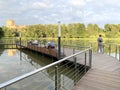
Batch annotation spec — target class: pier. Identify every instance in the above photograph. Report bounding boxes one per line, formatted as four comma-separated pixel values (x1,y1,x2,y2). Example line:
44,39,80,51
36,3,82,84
20,44,58,59
73,53,120,90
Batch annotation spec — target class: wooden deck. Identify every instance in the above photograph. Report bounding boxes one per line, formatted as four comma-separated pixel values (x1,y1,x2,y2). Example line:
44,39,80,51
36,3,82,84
73,53,120,90
19,44,66,59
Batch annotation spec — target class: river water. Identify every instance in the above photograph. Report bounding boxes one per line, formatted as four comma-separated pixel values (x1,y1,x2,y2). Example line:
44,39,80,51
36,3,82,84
0,48,83,90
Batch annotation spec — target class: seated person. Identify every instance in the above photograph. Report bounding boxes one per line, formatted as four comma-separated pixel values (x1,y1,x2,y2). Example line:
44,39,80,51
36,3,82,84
47,40,55,49
32,40,38,45
27,40,32,45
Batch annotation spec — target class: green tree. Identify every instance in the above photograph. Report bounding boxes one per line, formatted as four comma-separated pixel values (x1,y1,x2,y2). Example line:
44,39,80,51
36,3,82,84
0,27,4,38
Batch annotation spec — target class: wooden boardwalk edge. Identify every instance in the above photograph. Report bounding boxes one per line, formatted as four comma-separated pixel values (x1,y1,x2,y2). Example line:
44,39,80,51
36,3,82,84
73,53,120,90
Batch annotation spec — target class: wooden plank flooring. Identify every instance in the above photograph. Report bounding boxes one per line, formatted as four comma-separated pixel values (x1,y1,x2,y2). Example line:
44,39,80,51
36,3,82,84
73,53,120,90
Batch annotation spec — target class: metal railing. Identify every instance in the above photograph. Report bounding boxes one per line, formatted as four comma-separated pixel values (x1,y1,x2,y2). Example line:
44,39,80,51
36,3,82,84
0,47,92,90
103,43,120,61
91,42,120,61
0,38,20,49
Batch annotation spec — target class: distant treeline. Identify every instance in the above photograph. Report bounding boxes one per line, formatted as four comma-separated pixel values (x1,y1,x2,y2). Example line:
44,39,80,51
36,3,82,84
0,23,120,38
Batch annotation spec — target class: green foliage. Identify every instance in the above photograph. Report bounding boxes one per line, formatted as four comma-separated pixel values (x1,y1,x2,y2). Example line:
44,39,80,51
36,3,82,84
104,24,120,38
1,23,120,38
0,27,4,38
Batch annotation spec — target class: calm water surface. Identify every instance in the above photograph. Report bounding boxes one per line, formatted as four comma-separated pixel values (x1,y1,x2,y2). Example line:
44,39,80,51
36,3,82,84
0,49,54,83
0,49,78,90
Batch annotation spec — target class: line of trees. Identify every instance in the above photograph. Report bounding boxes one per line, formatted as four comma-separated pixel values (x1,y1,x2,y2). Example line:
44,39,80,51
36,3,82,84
0,27,4,38
0,23,120,38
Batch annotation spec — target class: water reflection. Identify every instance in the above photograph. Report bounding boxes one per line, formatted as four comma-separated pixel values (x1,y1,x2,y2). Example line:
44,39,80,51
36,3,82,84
0,49,55,83
0,48,83,90
0,49,4,56
21,49,55,68
7,49,17,56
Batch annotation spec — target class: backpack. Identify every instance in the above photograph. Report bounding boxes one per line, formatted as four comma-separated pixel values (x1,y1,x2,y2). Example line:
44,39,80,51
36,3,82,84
98,38,102,42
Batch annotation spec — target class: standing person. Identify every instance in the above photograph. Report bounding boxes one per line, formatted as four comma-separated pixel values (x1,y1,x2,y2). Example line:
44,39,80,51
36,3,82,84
97,35,103,53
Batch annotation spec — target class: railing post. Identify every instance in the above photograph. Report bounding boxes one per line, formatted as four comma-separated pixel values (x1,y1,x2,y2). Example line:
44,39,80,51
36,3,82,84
115,45,117,59
5,87,6,90
55,66,58,90
73,48,75,54
102,44,105,54
89,49,92,68
119,46,120,61
20,37,21,47
73,48,75,60
85,52,87,73
63,45,65,57
109,44,111,56
74,56,77,85
16,43,17,49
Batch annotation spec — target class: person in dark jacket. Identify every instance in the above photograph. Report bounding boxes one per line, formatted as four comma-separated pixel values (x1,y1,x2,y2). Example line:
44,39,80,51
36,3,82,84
97,35,104,53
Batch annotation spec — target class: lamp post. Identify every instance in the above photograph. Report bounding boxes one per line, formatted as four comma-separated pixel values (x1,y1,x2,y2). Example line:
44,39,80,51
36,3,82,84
58,21,61,60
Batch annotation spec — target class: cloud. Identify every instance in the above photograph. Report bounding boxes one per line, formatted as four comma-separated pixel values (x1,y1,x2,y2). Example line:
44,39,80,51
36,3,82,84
86,0,120,8
31,2,53,9
19,1,53,10
82,0,120,26
68,0,86,7
0,0,120,27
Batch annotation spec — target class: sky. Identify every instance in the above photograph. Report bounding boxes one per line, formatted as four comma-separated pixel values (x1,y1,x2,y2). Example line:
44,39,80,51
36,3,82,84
0,0,120,28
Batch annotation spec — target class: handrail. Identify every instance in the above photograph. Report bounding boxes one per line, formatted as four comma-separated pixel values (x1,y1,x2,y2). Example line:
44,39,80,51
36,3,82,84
63,45,90,48
0,47,92,89
90,42,120,61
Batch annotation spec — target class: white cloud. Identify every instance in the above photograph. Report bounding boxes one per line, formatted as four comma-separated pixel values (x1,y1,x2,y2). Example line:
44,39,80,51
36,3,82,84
76,11,83,18
68,0,86,7
86,0,120,8
0,0,120,27
33,15,39,19
84,9,120,27
51,13,58,17
32,2,53,9
85,0,93,2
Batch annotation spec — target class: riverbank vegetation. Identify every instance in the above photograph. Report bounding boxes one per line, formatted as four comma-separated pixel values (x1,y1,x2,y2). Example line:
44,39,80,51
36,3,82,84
0,23,120,39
